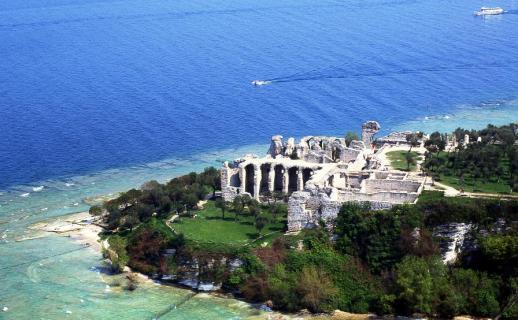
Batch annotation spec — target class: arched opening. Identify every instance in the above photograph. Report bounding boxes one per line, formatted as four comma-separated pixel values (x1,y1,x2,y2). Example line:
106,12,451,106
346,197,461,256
327,175,334,187
288,167,298,193
230,172,240,188
245,164,255,195
260,164,270,195
303,168,312,186
274,165,284,192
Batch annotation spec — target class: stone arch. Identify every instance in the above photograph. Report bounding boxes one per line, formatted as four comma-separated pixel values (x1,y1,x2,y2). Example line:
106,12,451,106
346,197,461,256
327,175,334,187
230,171,240,188
274,165,284,192
260,164,270,195
302,168,313,186
288,167,298,193
245,164,255,195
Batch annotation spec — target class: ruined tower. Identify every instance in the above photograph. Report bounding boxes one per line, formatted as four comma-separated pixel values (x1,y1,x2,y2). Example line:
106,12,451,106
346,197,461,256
361,121,381,147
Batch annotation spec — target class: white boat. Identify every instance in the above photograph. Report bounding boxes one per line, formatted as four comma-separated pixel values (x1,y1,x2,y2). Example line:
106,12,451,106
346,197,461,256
474,7,504,16
251,80,271,86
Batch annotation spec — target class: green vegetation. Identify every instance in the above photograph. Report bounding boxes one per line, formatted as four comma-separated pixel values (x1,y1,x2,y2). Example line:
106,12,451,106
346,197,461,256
171,201,285,248
97,122,518,318
98,176,518,318
386,150,421,171
423,123,518,194
344,131,359,146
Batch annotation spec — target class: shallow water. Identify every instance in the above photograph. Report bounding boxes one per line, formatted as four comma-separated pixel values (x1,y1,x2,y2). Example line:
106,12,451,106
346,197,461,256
0,236,263,319
1,0,518,318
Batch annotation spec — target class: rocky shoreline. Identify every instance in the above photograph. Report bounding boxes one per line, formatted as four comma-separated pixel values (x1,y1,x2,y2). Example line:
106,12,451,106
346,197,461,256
27,211,491,320
27,212,334,320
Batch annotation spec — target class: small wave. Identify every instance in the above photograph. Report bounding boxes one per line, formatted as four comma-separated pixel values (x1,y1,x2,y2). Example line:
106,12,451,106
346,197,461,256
32,186,44,192
65,183,75,187
20,193,30,198
41,208,48,211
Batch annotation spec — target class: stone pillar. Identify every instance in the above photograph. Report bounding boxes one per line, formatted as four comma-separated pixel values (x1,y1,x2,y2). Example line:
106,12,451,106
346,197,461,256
297,167,304,191
361,121,381,148
253,164,261,199
268,165,275,192
283,166,289,194
239,166,246,194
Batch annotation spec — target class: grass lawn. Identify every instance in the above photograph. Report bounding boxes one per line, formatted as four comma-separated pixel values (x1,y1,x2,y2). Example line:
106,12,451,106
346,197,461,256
386,150,421,171
437,174,514,194
171,201,285,248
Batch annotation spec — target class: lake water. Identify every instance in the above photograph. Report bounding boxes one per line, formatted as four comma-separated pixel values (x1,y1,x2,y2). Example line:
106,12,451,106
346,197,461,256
1,0,518,318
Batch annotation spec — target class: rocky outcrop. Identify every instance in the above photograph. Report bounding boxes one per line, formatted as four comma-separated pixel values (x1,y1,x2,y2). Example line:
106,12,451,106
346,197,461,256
361,121,380,147
433,223,473,264
268,135,285,158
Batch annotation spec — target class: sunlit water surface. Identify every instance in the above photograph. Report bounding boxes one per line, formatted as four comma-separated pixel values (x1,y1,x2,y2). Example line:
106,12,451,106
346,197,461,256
1,0,518,317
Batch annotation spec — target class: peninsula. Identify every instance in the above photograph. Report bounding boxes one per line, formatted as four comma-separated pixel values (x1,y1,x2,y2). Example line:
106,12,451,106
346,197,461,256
90,121,518,319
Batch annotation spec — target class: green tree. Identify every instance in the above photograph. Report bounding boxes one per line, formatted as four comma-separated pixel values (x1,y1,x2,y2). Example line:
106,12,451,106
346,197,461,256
450,269,500,317
273,191,285,204
214,198,228,219
406,133,420,152
394,256,447,315
405,152,417,171
255,216,268,237
232,195,244,221
89,205,103,216
345,131,359,146
200,167,220,197
183,193,199,216
249,203,260,218
296,266,338,313
270,203,287,222
121,212,140,231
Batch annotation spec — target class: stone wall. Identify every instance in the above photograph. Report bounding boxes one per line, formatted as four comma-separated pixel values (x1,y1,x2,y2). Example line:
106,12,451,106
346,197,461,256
364,179,421,193
287,189,398,232
337,190,418,204
221,164,240,201
221,121,426,233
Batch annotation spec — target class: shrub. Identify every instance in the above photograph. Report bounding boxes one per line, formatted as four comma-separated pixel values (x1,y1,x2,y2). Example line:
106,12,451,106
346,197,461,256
296,266,338,312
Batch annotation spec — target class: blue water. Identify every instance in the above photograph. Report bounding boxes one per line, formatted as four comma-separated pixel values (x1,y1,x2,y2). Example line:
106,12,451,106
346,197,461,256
1,0,518,189
1,0,518,318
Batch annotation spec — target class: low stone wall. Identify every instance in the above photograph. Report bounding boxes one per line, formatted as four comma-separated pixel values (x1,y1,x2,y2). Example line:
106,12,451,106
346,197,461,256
364,179,421,193
337,189,418,204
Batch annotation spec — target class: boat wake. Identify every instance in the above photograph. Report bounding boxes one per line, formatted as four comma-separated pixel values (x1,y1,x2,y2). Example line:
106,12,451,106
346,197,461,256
256,61,513,85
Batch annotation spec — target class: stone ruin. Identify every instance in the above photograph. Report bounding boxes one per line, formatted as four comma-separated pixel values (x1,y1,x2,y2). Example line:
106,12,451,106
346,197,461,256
361,120,381,146
220,121,425,232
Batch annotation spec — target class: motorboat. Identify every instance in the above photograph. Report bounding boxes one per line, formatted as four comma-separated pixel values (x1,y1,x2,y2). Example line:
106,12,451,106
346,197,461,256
474,7,504,15
251,80,271,86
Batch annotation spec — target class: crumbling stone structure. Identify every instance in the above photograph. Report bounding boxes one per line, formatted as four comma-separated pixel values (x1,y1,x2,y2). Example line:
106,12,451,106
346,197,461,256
221,121,425,232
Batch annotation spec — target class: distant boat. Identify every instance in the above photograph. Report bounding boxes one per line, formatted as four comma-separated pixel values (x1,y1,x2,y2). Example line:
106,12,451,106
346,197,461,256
251,80,271,86
474,7,504,16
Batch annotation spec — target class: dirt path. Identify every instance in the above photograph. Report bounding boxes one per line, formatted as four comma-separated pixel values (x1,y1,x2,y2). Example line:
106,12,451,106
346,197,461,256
427,180,518,199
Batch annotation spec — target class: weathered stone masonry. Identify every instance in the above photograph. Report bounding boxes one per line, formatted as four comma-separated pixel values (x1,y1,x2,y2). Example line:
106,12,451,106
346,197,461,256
221,121,425,232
